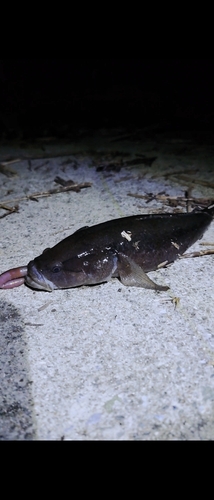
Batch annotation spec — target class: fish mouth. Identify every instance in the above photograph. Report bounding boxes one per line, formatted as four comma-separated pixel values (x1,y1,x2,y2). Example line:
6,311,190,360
25,261,54,291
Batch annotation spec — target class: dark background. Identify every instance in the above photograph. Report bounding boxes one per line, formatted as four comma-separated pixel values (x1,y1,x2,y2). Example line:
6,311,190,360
0,59,213,139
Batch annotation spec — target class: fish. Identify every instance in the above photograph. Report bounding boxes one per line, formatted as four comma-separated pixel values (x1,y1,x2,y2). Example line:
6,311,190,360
0,203,214,292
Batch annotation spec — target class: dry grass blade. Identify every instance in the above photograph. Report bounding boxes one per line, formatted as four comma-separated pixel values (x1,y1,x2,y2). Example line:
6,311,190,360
0,205,19,219
180,249,214,259
127,192,213,207
0,181,92,206
172,175,214,189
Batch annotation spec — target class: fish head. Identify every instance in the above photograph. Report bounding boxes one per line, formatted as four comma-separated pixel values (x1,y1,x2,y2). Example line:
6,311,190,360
25,251,88,291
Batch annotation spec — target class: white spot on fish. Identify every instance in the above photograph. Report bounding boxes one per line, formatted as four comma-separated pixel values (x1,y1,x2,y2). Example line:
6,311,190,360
121,230,132,241
171,241,180,250
133,240,140,250
78,251,90,258
157,260,168,268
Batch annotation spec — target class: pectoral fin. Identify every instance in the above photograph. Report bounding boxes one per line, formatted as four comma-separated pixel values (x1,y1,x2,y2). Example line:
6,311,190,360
117,254,169,291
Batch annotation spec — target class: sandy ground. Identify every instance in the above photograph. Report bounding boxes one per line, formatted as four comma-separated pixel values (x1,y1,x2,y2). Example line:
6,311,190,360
1,128,214,440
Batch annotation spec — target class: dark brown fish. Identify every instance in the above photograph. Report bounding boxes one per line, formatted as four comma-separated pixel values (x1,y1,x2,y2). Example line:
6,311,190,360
0,204,214,292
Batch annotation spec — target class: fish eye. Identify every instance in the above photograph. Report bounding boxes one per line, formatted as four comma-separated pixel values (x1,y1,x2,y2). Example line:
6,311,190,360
52,265,61,273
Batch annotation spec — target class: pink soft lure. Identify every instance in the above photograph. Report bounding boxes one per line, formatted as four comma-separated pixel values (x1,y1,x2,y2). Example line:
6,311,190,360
0,266,27,289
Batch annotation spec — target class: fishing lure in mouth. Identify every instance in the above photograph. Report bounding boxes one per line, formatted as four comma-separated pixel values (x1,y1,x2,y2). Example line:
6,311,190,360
0,204,214,292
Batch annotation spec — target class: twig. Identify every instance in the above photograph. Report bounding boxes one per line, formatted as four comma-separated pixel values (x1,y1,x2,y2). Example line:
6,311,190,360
0,158,21,166
200,242,214,246
184,188,192,213
127,193,213,206
180,249,214,259
0,182,92,206
163,169,198,178
0,160,20,177
172,175,214,189
0,205,19,219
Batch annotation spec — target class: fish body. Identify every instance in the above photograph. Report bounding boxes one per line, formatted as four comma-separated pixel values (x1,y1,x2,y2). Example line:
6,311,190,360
24,205,214,292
